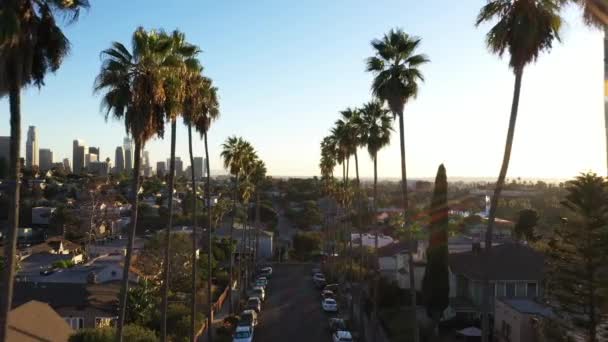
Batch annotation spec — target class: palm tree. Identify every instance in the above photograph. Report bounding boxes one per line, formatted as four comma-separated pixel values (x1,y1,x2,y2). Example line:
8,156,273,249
476,2,562,340
250,159,267,272
236,144,257,299
160,30,201,341
94,27,168,342
571,1,608,172
0,1,89,339
366,28,429,341
221,136,250,313
186,73,219,342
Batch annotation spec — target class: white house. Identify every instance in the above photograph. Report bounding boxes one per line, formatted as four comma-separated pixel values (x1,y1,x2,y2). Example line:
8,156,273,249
494,298,553,342
377,241,425,290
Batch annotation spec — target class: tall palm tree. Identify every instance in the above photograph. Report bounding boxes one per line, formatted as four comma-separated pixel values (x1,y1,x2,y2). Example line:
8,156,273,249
0,1,89,339
236,143,257,298
571,1,608,172
186,72,219,342
159,30,201,341
476,2,562,340
221,136,250,313
250,159,266,272
94,27,169,342
366,28,429,341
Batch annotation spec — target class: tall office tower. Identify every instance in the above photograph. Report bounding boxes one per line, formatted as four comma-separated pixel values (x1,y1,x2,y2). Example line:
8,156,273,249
203,157,208,177
193,157,203,180
89,147,100,158
0,136,9,162
175,157,183,177
156,161,166,177
123,137,133,172
72,139,87,174
63,158,71,173
39,148,53,170
114,146,125,173
142,151,150,168
85,153,98,168
25,126,39,168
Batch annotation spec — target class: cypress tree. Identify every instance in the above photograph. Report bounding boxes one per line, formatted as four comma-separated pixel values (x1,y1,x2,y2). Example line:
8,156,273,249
422,164,450,336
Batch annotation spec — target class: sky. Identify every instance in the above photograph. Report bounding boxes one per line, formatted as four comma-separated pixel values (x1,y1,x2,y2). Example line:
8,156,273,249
0,0,605,180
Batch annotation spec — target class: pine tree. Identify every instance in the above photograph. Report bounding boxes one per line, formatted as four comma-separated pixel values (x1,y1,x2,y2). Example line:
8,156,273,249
546,172,608,342
421,164,450,337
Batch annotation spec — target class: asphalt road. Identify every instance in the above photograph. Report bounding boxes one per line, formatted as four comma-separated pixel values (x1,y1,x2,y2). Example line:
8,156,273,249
254,263,334,342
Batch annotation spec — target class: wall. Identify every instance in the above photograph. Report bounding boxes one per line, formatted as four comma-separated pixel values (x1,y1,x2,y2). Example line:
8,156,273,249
59,307,115,329
494,299,524,342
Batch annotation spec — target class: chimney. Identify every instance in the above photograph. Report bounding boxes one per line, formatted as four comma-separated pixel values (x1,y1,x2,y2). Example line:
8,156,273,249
472,242,481,254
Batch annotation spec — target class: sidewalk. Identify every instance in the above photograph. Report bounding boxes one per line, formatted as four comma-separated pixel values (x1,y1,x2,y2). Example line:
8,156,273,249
197,289,238,342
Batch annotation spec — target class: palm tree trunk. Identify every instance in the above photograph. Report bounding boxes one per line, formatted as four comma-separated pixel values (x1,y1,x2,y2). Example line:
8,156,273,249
397,111,419,342
228,173,239,313
481,66,524,342
188,124,197,342
254,190,261,270
116,139,142,342
0,83,22,342
161,120,178,342
605,25,608,175
204,132,213,342
372,153,379,342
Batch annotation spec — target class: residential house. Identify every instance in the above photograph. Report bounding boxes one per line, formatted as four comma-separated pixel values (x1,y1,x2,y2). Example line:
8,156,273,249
31,206,56,226
215,224,274,260
13,281,121,329
8,300,73,342
351,233,394,249
377,241,425,290
448,243,544,320
494,298,553,342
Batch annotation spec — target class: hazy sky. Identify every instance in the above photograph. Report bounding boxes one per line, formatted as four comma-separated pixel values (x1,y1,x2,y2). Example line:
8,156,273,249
0,0,605,179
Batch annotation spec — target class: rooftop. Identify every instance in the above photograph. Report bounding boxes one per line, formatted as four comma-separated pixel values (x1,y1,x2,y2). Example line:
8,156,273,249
499,298,553,317
449,243,544,281
8,300,73,342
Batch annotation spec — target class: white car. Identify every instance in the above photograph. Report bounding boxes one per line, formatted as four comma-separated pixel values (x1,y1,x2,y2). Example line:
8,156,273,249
332,330,353,342
313,273,326,282
232,325,254,342
250,286,265,301
322,298,338,312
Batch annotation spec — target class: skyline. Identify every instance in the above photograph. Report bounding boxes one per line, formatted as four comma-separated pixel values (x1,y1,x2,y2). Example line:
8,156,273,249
0,0,606,179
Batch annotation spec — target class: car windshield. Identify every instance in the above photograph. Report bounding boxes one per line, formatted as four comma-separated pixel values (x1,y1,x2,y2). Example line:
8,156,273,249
325,299,336,304
234,330,251,338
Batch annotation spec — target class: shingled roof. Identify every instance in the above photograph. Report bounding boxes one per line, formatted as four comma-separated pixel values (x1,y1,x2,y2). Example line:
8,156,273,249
448,243,544,281
8,300,73,342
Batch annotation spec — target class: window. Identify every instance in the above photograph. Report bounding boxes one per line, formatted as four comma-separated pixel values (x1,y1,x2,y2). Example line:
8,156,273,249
64,317,84,330
527,282,537,298
95,317,117,328
506,283,516,297
516,282,526,297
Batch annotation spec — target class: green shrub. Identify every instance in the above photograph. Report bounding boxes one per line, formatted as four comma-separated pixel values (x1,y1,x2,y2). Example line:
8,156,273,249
69,324,157,342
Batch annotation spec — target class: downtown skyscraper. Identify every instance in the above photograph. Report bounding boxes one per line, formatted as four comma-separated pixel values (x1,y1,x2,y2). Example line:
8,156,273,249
115,146,125,173
39,148,53,170
73,139,87,174
25,126,39,168
123,137,133,172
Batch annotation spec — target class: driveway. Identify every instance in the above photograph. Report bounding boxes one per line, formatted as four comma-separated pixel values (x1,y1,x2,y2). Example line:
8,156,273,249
254,263,333,342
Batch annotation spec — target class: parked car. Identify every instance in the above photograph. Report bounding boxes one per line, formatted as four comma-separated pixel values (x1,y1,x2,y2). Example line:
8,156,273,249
259,266,272,277
238,309,258,327
322,298,338,312
313,273,326,282
311,267,321,276
332,330,353,342
248,286,265,301
246,297,262,313
324,283,340,294
39,268,54,276
232,325,254,342
321,289,335,300
328,317,346,334
256,276,268,287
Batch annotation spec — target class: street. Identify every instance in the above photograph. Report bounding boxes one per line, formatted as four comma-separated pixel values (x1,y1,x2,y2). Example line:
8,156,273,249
254,263,332,342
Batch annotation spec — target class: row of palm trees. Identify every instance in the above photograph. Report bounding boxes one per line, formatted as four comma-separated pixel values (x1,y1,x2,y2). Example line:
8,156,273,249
220,136,266,314
94,28,220,342
320,28,428,342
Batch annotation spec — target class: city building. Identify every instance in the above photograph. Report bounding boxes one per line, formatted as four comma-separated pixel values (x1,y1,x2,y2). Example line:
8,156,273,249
84,153,98,168
114,146,124,174
88,147,100,158
143,150,150,168
175,157,183,177
0,136,9,162
194,157,203,180
88,160,109,176
62,158,71,173
156,161,166,177
39,148,53,170
25,126,39,168
72,140,87,174
123,137,133,172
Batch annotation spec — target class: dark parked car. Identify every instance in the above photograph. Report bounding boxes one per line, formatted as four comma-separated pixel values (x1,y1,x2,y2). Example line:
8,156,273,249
328,317,347,334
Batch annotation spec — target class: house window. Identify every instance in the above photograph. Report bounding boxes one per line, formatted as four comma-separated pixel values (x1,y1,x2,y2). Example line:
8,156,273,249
527,282,537,298
506,283,516,297
95,317,117,328
64,317,84,330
